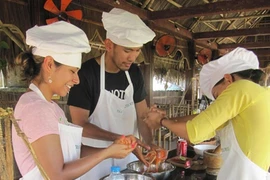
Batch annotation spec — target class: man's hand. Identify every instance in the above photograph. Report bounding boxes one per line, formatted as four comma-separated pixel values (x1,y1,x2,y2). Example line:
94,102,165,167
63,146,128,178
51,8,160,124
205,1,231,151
149,105,167,116
144,111,164,130
149,143,161,151
132,146,151,166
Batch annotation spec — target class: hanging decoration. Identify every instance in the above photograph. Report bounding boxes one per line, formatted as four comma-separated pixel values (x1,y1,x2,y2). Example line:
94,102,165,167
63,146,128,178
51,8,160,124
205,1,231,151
154,34,177,57
44,0,83,24
197,48,212,65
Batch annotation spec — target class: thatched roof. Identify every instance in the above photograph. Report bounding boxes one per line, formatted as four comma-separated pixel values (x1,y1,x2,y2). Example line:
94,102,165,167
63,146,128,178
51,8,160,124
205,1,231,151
1,0,270,66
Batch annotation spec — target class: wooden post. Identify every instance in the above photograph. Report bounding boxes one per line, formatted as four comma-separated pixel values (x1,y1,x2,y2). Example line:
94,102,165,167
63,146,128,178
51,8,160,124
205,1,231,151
28,0,46,26
140,41,154,106
185,40,196,102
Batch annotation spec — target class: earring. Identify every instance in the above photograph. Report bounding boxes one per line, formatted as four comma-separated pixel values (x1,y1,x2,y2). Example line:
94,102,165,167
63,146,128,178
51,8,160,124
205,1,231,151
48,77,52,84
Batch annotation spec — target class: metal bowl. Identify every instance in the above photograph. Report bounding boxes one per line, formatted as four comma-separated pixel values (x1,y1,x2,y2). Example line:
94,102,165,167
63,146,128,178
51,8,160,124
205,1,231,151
126,161,175,180
100,173,154,180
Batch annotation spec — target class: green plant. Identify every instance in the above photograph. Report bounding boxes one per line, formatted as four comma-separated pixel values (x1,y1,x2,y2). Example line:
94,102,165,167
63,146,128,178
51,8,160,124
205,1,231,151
0,41,9,70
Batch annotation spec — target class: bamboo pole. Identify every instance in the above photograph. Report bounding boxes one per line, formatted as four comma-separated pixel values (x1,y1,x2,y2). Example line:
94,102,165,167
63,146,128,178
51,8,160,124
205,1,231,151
11,116,50,179
0,118,8,180
4,116,13,180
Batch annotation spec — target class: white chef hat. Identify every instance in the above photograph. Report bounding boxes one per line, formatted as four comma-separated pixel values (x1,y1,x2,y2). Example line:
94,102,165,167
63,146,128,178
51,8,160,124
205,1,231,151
102,8,156,47
199,47,259,100
26,21,91,68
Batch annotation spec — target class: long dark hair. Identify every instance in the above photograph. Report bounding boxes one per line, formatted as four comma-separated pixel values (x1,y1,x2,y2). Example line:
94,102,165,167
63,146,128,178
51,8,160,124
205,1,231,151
231,69,264,84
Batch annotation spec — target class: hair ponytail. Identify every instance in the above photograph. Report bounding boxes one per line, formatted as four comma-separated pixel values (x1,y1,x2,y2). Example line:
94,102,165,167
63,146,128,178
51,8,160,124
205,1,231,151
15,50,43,82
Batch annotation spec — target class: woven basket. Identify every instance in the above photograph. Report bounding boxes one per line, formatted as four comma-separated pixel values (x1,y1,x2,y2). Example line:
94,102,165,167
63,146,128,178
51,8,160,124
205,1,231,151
0,115,14,180
0,113,49,180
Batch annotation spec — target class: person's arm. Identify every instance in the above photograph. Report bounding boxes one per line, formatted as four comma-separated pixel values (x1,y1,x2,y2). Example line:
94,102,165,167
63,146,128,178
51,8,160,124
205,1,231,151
32,134,134,180
147,81,254,145
68,62,124,141
145,111,191,141
162,119,189,140
150,105,198,123
122,99,151,165
69,105,122,141
135,99,153,145
170,114,198,123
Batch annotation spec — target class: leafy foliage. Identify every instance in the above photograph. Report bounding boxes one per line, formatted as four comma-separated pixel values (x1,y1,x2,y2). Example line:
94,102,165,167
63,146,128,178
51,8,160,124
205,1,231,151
0,41,9,70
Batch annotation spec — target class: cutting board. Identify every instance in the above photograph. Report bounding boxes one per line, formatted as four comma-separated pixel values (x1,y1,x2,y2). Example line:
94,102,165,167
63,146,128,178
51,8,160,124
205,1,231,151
166,156,207,171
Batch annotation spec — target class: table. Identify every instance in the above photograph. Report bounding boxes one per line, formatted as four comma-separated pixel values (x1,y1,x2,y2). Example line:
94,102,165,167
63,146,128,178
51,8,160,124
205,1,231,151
121,148,217,180
167,167,216,180
166,148,217,180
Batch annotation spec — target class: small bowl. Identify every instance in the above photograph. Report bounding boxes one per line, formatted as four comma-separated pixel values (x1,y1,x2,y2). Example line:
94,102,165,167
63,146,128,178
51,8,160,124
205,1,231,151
193,144,217,156
127,161,175,180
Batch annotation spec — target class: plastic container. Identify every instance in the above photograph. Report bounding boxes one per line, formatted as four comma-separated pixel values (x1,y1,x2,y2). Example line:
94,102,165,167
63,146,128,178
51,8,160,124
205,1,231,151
108,166,124,180
193,144,217,156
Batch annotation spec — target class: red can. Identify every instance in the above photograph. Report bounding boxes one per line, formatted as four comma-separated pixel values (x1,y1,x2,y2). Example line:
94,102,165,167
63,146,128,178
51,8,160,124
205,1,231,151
185,160,191,168
177,138,187,157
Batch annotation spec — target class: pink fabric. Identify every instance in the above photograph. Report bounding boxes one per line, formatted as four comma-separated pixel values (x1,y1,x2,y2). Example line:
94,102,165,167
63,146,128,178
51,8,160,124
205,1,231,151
12,91,66,176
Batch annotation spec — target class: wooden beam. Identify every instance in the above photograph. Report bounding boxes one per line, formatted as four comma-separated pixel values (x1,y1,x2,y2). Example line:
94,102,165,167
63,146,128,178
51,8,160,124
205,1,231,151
81,18,103,27
149,20,219,50
201,14,270,23
75,0,112,13
82,1,196,44
80,0,218,50
252,49,270,57
86,0,192,40
2,0,27,5
28,0,45,26
80,0,148,20
194,40,218,50
260,58,270,62
149,0,270,20
193,27,270,40
148,20,192,40
219,42,270,50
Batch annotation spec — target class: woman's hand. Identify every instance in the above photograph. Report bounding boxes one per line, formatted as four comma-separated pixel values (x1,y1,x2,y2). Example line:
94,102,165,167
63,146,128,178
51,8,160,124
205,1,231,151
122,135,152,166
106,135,137,159
115,135,137,148
106,143,134,159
